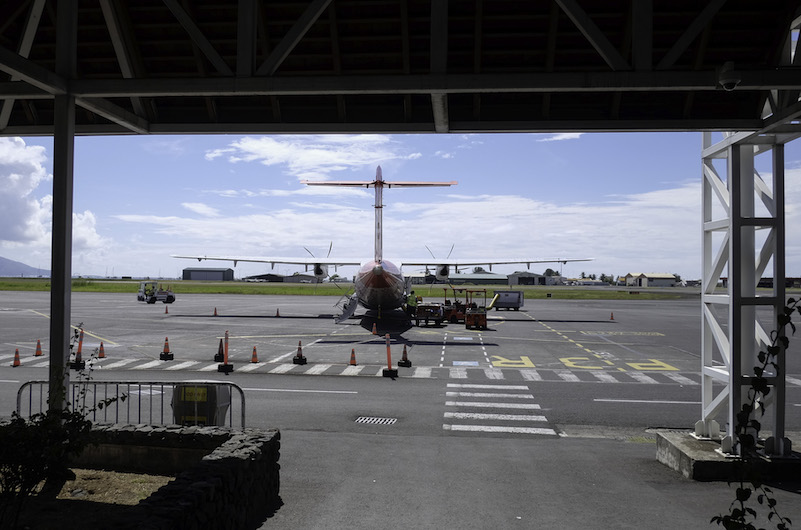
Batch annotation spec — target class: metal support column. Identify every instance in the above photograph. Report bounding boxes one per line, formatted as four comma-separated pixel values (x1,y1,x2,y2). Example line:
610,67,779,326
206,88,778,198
48,0,77,413
698,132,788,456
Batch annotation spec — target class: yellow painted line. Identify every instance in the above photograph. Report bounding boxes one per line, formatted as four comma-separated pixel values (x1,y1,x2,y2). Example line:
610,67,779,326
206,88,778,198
80,329,118,345
26,310,117,345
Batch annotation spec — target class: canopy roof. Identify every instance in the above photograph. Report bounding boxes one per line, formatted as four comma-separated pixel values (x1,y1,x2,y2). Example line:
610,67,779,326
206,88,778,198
1,0,800,136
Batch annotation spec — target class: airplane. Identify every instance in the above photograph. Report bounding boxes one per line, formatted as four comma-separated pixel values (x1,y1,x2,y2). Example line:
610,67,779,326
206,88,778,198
174,166,592,322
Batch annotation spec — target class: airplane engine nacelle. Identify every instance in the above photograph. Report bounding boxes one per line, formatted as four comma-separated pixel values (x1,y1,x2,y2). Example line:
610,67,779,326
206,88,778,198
313,264,329,279
435,264,450,281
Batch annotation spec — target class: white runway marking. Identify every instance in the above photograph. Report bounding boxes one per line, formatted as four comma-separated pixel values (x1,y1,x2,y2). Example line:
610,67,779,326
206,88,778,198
629,371,659,384
446,392,535,399
447,384,529,390
444,412,547,422
443,424,557,435
445,401,542,409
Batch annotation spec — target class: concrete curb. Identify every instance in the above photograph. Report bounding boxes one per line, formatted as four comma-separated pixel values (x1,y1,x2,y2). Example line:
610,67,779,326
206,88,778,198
656,430,801,481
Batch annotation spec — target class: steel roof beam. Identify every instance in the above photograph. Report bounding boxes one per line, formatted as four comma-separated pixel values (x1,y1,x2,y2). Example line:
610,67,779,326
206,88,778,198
99,0,147,118
556,0,630,71
256,0,334,76
0,0,45,129
76,97,149,134
0,44,67,95
430,0,449,132
162,0,233,76
657,0,727,70
60,69,801,98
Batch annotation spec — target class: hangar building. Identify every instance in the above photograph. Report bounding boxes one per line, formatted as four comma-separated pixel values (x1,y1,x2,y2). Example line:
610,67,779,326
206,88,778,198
182,268,235,281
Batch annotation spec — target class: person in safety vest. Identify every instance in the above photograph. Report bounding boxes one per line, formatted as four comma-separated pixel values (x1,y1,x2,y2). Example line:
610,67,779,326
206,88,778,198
406,291,418,317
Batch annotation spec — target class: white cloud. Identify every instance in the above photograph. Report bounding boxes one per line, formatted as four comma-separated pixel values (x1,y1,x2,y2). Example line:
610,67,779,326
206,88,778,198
0,137,51,244
204,135,420,181
181,202,220,217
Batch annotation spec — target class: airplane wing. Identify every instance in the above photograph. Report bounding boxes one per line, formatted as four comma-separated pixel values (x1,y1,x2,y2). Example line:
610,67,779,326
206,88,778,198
171,255,363,267
398,257,593,269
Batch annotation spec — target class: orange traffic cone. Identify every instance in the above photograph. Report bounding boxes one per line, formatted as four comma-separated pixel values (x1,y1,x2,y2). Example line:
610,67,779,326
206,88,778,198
276,308,280,317
12,348,20,367
251,346,259,363
293,340,307,365
70,329,86,369
214,338,224,362
610,312,614,320
34,340,43,357
160,337,174,360
372,323,377,335
214,307,218,316
165,306,168,314
98,342,106,358
398,344,411,367
349,348,357,366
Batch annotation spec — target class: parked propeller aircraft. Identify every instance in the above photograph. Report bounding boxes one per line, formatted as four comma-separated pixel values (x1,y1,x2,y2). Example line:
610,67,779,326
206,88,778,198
174,166,592,322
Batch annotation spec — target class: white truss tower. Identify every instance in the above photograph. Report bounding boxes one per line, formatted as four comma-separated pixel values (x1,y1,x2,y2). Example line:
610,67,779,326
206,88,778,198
698,132,789,455
697,13,801,456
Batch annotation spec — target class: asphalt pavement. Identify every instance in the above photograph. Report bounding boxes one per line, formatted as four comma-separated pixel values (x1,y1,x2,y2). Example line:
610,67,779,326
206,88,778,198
1,291,800,529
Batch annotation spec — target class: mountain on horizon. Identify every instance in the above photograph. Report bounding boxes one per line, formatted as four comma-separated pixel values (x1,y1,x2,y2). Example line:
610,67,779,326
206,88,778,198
0,256,50,277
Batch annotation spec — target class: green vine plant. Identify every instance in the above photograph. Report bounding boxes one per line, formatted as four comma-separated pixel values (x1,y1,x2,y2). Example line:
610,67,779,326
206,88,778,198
711,297,798,530
0,324,127,529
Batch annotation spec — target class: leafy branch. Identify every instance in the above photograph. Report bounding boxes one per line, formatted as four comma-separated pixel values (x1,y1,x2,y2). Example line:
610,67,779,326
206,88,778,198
711,297,797,530
0,323,127,529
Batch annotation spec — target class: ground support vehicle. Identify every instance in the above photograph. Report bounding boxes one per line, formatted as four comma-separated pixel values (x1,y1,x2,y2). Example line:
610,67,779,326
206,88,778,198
137,281,176,304
442,288,488,326
414,302,444,326
465,306,488,330
492,290,524,311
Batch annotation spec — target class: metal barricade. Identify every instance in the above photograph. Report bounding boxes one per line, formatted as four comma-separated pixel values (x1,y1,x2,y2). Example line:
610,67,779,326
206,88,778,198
16,380,246,429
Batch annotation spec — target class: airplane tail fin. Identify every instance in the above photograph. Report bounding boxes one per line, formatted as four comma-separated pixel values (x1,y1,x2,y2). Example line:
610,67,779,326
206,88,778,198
301,165,456,265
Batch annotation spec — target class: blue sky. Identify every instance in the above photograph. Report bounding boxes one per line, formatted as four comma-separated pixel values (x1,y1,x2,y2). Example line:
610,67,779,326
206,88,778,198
1,132,799,281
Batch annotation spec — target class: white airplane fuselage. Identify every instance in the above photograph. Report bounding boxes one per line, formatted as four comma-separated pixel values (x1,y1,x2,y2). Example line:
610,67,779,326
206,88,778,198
354,259,406,311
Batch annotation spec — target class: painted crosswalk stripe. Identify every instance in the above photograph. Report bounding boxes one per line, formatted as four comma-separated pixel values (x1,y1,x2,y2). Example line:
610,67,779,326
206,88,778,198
411,367,432,378
305,364,332,375
483,368,504,380
555,369,581,382
786,376,801,386
446,392,535,399
664,373,698,385
164,361,200,371
269,364,297,374
130,360,164,370
447,384,529,390
444,412,548,422
629,371,659,384
30,361,51,368
198,363,221,371
237,363,262,372
443,424,557,435
445,401,541,409
590,370,618,383
519,369,542,381
341,365,365,376
96,359,137,369
449,367,468,379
